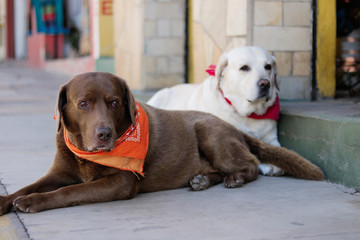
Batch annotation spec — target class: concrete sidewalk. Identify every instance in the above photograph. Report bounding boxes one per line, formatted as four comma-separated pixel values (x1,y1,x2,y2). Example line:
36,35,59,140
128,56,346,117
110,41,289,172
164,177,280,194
0,62,360,240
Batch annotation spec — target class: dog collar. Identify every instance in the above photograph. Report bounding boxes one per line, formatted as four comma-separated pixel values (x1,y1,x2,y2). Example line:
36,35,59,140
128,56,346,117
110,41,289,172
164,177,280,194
206,65,280,121
64,102,149,176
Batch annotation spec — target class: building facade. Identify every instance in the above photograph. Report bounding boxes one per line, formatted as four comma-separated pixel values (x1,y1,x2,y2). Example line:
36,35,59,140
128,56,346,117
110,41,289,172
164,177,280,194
1,0,348,100
114,0,337,100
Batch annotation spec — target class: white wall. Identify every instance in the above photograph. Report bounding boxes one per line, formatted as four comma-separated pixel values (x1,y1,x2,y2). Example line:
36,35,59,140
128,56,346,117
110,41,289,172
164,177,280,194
14,0,27,59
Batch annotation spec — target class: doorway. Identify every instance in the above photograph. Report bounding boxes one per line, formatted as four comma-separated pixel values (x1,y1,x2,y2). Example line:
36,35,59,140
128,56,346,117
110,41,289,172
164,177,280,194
336,0,360,97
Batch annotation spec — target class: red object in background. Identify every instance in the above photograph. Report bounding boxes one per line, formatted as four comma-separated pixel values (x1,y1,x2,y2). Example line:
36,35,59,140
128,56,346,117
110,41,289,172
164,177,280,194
102,0,113,15
6,0,15,58
45,35,64,59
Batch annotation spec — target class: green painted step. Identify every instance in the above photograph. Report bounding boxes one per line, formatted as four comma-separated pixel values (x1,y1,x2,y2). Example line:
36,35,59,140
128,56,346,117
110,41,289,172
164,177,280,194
278,100,360,191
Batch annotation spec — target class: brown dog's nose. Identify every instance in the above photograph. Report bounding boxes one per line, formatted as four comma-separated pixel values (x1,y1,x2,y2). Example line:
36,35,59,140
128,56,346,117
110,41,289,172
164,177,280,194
257,79,270,91
96,127,112,141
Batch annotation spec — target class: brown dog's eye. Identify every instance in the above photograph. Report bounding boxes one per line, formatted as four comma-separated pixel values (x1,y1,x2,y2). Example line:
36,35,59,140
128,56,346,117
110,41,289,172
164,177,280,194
265,64,272,71
78,101,88,109
240,65,250,71
110,100,119,108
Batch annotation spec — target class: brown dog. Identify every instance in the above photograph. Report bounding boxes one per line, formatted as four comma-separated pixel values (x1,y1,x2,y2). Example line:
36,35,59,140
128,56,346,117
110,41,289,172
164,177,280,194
0,72,324,215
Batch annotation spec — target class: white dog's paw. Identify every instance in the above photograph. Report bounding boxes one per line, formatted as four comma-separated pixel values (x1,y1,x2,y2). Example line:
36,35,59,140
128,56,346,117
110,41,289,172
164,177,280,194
258,164,285,176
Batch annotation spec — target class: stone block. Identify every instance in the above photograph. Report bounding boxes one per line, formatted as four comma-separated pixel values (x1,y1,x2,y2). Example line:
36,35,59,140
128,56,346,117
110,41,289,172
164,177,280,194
256,0,310,1
144,57,156,73
227,0,247,36
144,2,184,20
156,57,168,73
280,0,311,2
278,76,310,100
168,56,184,74
293,51,311,76
171,20,185,37
146,38,184,56
225,37,247,52
254,1,282,26
157,19,172,37
253,26,311,51
144,21,157,38
273,51,292,77
145,73,184,89
284,2,311,26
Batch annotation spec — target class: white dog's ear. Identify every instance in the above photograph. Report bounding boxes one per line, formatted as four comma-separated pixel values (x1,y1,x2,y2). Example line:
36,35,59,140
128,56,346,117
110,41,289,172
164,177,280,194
271,55,280,91
216,53,228,81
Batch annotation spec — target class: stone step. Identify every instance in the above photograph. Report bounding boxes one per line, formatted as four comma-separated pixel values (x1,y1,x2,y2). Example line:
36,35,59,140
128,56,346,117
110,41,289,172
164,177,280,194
279,100,360,191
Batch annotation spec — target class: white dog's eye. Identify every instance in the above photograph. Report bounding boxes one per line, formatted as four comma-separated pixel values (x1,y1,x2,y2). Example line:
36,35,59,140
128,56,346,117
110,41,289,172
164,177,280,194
265,64,272,71
240,65,250,71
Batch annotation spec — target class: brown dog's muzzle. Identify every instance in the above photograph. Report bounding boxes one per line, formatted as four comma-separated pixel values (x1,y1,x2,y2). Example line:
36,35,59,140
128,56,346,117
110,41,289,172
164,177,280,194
96,126,113,142
87,124,116,152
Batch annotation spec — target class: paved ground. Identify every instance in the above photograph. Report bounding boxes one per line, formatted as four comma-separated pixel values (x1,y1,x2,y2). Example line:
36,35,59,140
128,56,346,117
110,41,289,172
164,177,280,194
0,62,360,240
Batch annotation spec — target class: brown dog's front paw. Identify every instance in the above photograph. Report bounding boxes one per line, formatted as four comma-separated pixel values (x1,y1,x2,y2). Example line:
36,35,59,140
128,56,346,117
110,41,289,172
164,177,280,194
0,196,14,216
13,193,46,213
224,173,244,188
190,175,209,191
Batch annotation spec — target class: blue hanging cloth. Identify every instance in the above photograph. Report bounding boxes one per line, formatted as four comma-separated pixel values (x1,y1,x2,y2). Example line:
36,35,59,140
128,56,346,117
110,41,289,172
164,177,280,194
31,0,69,34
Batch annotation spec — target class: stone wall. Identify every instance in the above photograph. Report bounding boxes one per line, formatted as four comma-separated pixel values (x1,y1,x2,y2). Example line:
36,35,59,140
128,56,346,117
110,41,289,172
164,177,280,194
252,0,312,99
114,0,313,99
114,0,185,90
143,0,186,89
190,0,248,84
190,0,313,100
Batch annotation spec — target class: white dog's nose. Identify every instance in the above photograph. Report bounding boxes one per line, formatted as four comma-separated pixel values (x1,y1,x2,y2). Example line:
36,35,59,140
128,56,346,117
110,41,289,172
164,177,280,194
257,79,270,91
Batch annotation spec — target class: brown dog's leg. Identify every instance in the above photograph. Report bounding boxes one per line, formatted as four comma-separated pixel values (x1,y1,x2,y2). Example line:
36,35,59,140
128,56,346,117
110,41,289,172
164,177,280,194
12,171,139,213
224,170,258,188
189,173,224,191
0,172,78,215
221,148,259,188
222,149,260,188
195,121,259,188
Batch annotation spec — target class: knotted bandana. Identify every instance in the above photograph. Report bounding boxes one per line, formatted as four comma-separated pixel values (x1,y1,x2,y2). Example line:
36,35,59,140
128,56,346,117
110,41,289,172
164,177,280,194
64,102,149,176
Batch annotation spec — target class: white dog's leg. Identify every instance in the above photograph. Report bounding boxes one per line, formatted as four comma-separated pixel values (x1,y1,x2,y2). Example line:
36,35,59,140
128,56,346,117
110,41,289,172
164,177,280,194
258,137,285,176
258,164,285,176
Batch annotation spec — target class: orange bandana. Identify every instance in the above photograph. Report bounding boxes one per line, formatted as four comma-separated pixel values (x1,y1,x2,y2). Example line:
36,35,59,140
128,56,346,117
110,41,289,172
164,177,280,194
64,103,149,176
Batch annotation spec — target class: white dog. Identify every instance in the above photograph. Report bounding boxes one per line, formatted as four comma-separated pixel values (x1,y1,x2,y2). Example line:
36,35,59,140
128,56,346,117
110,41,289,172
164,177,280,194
148,46,284,176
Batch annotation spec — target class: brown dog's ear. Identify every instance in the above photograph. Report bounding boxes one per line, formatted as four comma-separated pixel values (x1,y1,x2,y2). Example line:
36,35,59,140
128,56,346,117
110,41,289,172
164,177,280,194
55,84,67,132
216,53,228,83
121,79,137,125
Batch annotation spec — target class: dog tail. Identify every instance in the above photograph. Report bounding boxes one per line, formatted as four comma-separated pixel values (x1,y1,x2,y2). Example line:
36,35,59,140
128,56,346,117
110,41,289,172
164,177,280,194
243,134,324,180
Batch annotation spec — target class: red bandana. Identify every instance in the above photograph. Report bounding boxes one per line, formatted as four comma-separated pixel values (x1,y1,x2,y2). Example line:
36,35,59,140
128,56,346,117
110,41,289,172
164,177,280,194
248,95,280,121
64,102,149,176
205,64,216,76
206,65,280,121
